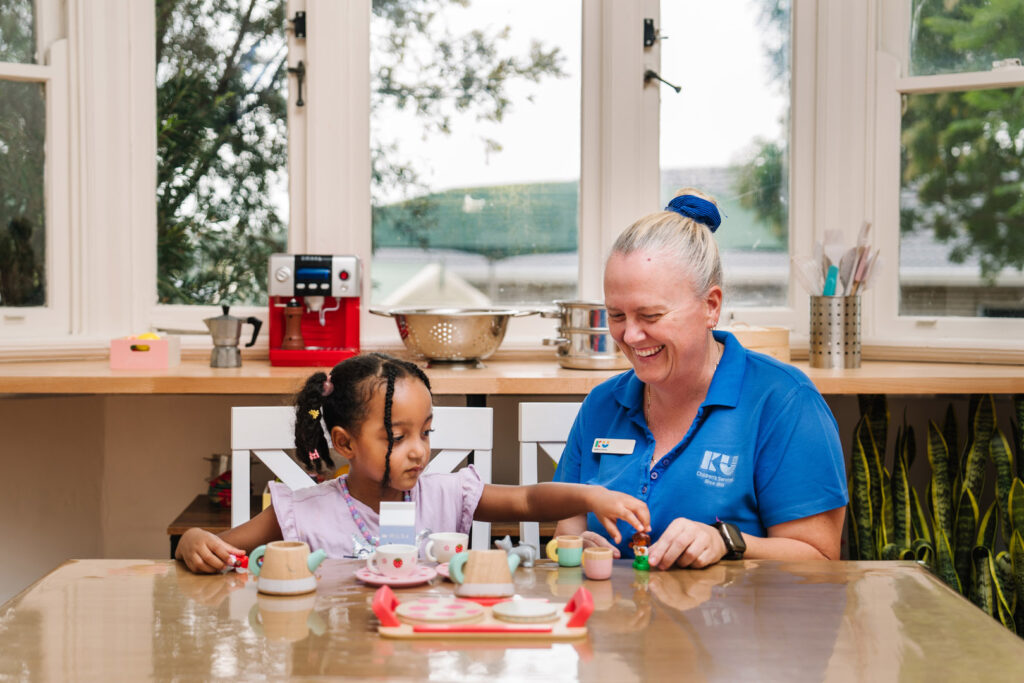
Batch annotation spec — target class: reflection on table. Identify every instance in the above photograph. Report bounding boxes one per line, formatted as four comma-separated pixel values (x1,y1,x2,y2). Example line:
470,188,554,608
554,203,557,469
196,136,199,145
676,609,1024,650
1,558,1022,681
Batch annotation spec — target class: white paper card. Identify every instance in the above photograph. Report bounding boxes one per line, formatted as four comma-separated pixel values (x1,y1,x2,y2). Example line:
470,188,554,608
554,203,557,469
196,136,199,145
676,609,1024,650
379,501,416,546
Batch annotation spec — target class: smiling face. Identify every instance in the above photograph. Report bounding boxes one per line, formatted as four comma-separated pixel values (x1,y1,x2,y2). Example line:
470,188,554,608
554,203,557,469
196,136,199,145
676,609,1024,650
332,376,433,494
604,249,722,388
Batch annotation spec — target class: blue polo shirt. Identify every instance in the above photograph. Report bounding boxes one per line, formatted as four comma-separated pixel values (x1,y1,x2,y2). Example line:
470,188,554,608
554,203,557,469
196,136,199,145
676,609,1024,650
553,330,848,557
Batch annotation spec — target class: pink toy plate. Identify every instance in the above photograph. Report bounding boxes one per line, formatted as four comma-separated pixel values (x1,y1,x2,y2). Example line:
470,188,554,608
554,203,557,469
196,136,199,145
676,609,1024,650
436,563,451,580
355,565,438,587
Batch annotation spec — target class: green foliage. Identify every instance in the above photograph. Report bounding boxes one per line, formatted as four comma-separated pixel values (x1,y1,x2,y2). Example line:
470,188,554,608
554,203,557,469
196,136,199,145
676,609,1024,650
156,0,567,304
848,394,1024,636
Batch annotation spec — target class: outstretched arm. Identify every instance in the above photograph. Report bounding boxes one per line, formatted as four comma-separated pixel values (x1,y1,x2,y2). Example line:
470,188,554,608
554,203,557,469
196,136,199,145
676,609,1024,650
474,483,650,544
176,506,283,574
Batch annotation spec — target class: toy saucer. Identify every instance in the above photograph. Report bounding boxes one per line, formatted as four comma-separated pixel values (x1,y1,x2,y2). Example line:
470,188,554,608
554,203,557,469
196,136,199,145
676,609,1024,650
355,565,437,587
492,599,559,624
395,597,485,625
435,562,451,580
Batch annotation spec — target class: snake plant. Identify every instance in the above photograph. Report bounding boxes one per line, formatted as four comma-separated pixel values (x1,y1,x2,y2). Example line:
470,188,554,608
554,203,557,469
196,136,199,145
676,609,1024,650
848,394,1024,636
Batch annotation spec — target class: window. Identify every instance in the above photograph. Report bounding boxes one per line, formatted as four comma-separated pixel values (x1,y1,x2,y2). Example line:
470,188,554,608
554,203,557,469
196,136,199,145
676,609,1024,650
369,0,581,308
155,0,289,306
0,0,68,337
659,0,792,309
875,0,1024,349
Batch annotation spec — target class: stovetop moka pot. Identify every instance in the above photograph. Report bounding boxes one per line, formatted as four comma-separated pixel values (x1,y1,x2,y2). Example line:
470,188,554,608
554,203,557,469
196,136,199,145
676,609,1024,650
203,305,263,368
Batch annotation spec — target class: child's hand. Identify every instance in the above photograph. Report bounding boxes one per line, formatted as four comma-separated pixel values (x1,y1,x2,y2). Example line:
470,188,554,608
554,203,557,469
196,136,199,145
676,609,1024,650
586,487,651,544
176,527,246,574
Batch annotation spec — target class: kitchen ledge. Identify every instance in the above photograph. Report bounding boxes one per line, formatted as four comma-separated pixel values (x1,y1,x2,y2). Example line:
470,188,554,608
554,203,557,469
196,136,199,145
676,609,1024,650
2,353,1024,396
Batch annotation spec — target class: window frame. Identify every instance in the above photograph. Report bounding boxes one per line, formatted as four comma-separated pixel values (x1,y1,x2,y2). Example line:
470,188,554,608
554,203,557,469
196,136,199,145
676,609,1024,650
872,0,1024,357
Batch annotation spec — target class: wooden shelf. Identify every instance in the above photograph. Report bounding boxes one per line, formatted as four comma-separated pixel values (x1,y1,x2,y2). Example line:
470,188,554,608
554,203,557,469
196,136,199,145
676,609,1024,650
4,355,1024,395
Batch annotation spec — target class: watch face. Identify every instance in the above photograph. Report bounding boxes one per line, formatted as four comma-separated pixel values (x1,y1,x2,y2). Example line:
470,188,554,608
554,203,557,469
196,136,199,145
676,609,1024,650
717,521,745,558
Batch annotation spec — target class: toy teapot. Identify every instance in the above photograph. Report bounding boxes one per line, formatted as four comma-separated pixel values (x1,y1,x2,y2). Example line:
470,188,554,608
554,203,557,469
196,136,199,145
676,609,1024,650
249,541,327,595
449,549,520,598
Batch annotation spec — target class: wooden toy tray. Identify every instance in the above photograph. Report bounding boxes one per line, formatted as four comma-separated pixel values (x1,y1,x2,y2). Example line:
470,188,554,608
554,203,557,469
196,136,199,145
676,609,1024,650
372,585,593,641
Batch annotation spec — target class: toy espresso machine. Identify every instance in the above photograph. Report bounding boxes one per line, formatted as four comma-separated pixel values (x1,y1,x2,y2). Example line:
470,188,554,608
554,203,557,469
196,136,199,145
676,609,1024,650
268,254,361,366
203,305,262,368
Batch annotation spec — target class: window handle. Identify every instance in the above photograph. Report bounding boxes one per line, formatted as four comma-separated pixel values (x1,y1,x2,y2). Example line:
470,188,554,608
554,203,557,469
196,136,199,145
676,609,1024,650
644,69,681,94
288,60,306,107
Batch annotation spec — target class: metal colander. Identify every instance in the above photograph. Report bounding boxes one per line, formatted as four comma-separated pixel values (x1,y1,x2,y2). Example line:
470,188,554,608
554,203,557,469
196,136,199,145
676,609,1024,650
370,307,534,367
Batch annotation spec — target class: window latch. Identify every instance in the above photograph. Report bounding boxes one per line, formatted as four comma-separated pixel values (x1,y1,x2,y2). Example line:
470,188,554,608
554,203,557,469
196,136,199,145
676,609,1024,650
643,18,667,48
644,69,681,94
289,11,306,39
288,60,306,107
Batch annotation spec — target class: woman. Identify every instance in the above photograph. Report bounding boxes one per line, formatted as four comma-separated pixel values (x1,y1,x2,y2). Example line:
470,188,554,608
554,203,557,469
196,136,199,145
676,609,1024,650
553,188,848,569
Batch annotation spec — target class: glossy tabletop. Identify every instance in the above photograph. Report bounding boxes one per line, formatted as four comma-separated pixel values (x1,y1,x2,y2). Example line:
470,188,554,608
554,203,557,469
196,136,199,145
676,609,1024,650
2,559,1022,681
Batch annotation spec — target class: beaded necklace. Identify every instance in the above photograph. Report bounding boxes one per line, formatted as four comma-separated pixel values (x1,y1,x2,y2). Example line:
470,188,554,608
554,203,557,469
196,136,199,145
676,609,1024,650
338,475,411,549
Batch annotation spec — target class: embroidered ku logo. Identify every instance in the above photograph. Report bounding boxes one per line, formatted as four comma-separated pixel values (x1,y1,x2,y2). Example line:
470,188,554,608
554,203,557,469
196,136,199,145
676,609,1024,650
700,451,738,476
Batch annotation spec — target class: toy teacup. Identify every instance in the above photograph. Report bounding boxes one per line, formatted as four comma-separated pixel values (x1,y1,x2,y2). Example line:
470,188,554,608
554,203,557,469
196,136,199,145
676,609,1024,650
366,543,419,578
424,532,468,564
249,541,327,595
582,546,614,580
448,549,520,597
545,535,584,567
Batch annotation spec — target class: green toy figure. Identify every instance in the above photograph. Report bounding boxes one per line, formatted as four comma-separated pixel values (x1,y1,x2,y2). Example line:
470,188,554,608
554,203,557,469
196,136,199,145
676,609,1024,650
631,531,651,571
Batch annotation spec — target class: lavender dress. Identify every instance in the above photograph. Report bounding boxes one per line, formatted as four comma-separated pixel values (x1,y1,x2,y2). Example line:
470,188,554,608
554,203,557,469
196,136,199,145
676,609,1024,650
270,465,485,558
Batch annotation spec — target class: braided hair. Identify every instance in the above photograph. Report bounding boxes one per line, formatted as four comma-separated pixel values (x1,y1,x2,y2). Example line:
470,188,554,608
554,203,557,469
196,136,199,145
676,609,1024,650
293,353,431,489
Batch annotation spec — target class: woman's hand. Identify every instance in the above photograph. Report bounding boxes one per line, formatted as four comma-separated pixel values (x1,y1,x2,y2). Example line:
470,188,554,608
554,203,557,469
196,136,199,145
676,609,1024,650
647,517,727,570
585,487,650,544
581,531,622,558
176,527,246,574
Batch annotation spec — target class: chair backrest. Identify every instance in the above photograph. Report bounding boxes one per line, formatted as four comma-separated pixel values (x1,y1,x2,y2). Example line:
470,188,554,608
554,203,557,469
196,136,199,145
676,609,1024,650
229,405,494,549
517,402,582,552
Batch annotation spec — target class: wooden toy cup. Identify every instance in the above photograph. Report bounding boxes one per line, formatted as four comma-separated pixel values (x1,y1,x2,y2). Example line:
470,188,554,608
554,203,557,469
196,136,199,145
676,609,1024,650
582,546,614,580
545,535,584,567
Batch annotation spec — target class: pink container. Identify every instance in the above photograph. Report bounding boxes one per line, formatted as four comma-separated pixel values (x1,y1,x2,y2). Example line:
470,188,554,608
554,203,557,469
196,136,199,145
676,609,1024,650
109,336,181,370
582,547,614,581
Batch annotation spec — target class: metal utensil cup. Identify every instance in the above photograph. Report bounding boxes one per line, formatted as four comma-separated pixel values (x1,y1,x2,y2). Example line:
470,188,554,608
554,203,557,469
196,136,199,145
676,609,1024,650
809,296,861,369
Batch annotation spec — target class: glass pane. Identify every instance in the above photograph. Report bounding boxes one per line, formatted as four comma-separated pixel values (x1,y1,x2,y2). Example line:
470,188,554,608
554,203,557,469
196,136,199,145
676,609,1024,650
899,87,1024,317
0,80,46,307
0,0,36,64
155,0,288,305
370,0,581,307
659,0,791,308
910,0,1024,77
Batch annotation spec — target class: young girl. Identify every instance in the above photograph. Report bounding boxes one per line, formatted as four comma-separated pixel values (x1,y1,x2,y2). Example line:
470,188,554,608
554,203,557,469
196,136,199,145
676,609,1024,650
177,353,650,573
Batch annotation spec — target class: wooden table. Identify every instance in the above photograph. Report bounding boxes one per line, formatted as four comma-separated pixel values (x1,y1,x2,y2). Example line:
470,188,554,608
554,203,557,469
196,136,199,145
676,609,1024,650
2,559,1021,680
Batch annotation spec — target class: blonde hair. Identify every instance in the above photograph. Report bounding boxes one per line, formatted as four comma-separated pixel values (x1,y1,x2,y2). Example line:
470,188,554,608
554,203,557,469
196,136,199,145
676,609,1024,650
609,187,723,297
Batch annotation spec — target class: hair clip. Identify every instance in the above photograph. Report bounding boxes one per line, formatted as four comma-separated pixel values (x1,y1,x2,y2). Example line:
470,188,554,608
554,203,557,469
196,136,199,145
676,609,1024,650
322,378,334,397
309,449,321,461
308,408,320,420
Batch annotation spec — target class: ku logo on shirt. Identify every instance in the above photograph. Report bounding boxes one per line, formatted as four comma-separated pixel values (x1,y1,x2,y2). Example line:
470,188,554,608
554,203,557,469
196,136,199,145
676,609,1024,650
697,450,738,488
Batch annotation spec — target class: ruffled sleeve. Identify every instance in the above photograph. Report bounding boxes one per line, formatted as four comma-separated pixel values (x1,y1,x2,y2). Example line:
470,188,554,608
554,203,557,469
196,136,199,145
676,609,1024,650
269,481,299,541
456,465,486,534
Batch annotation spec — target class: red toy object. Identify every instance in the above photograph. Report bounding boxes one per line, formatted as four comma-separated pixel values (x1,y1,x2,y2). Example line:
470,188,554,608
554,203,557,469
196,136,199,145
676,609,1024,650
371,585,594,640
268,254,361,367
225,554,249,572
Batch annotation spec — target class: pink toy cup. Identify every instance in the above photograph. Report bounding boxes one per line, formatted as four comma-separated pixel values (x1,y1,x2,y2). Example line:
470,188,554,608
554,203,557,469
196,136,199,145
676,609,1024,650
582,546,614,580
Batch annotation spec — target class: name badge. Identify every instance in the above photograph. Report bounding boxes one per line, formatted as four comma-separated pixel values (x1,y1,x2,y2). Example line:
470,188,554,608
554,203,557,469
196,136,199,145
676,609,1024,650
592,438,635,455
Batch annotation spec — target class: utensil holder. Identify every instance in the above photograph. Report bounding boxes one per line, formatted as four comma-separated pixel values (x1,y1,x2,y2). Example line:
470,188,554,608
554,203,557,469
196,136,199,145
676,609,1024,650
809,296,860,369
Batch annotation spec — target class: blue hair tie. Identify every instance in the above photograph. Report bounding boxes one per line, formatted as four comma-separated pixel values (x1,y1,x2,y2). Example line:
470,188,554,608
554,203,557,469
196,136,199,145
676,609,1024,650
665,195,722,232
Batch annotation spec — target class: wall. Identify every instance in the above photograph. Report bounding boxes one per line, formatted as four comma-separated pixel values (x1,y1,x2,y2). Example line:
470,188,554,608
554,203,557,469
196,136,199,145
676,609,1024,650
1,391,1019,603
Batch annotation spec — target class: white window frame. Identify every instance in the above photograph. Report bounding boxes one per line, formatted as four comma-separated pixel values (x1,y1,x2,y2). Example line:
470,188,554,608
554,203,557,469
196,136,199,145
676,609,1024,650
872,0,1024,357
0,0,70,339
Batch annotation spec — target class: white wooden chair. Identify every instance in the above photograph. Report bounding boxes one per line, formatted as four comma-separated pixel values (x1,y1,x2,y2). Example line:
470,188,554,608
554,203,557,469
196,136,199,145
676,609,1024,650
231,405,494,549
517,401,582,552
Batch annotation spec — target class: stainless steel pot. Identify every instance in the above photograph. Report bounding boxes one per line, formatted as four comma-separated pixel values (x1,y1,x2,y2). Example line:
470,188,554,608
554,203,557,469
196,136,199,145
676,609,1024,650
541,300,631,370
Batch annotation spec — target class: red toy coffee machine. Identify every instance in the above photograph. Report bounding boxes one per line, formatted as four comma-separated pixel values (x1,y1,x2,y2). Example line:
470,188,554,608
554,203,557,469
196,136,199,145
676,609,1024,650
268,254,361,366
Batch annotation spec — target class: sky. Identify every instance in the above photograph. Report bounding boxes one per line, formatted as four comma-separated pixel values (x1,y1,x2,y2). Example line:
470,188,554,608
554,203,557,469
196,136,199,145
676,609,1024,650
370,0,787,202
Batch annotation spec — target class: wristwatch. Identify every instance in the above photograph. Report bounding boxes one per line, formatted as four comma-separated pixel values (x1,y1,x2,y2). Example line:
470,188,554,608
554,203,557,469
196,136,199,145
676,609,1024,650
713,521,746,560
